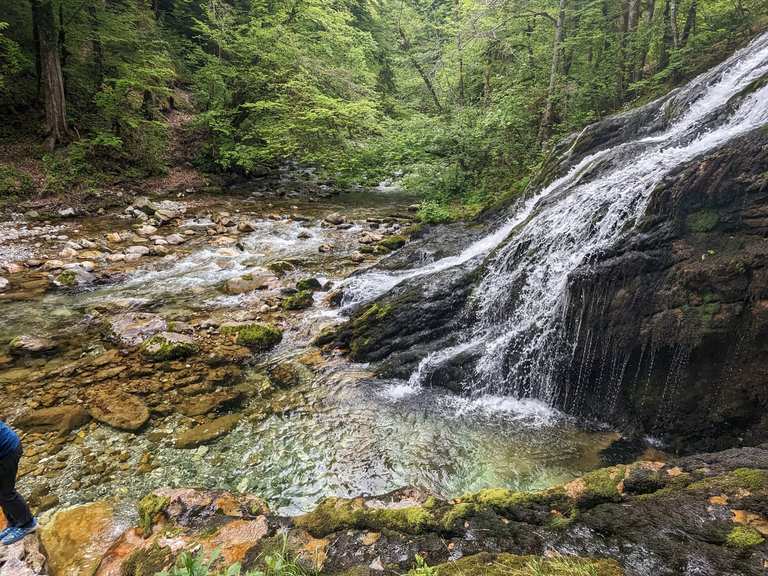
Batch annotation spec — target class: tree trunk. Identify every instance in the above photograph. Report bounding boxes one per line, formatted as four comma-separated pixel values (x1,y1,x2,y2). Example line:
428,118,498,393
658,0,673,71
681,0,696,45
398,27,443,113
88,3,104,87
635,0,655,80
670,0,679,49
31,0,70,150
538,0,568,145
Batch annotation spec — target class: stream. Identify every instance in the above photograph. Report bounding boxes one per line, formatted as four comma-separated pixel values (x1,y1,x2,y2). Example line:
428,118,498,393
0,185,616,521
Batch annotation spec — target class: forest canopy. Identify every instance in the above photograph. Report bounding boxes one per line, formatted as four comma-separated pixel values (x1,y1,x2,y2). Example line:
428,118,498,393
1,0,766,218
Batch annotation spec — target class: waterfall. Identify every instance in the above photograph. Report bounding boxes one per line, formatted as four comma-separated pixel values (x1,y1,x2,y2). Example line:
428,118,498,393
350,31,768,403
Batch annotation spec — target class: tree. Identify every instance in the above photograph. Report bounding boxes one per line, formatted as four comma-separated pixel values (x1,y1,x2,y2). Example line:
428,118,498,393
31,0,70,150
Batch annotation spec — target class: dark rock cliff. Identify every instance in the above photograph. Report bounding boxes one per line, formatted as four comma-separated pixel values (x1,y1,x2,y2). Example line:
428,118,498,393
561,126,768,452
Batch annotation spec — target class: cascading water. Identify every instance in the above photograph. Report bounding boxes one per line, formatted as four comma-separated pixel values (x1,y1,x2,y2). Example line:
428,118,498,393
349,31,768,403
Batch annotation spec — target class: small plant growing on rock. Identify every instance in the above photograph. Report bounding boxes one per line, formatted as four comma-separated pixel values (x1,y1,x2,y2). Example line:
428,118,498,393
725,525,765,548
406,555,439,575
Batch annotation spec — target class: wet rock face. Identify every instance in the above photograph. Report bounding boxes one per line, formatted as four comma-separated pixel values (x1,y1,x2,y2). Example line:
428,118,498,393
560,127,768,451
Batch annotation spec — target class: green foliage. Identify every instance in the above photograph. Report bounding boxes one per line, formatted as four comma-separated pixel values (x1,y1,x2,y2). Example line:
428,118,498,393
0,0,765,206
0,165,34,203
406,555,439,576
156,539,314,576
725,526,765,548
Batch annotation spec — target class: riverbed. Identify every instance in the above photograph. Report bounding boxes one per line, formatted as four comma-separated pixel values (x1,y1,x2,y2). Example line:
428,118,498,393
0,185,616,521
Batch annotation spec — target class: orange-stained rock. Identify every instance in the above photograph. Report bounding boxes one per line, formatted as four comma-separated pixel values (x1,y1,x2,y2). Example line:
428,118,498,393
39,502,122,576
206,517,269,564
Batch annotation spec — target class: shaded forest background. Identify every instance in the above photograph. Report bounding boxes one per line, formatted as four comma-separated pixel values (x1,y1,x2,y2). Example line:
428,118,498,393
1,0,766,220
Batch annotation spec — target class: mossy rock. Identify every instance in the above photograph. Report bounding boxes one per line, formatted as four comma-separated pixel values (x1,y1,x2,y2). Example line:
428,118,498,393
419,552,624,576
55,270,78,287
266,260,295,275
294,497,438,537
282,290,314,310
687,467,768,493
296,277,322,291
725,525,765,548
686,209,719,233
221,322,283,351
137,493,170,536
378,235,407,251
140,332,198,361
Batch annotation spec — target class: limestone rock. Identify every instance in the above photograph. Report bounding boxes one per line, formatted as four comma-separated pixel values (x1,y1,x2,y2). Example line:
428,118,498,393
175,414,242,448
8,335,57,357
221,273,276,295
40,502,118,576
140,332,198,361
179,390,245,417
14,405,90,434
109,313,167,346
87,390,150,431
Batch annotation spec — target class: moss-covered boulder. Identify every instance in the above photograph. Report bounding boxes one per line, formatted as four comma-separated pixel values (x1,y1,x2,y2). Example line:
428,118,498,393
282,290,314,310
221,322,283,351
378,235,407,251
140,332,198,361
296,277,322,291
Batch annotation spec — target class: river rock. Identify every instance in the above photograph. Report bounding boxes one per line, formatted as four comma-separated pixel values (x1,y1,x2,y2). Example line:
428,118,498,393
324,212,345,225
109,313,167,346
125,245,150,256
179,390,245,417
8,335,57,356
54,267,95,287
282,290,314,310
0,530,48,576
40,502,118,576
175,414,242,448
87,390,150,431
165,233,185,245
59,247,79,258
0,277,8,291
14,405,91,434
221,273,276,295
268,360,314,389
137,225,158,237
140,332,198,361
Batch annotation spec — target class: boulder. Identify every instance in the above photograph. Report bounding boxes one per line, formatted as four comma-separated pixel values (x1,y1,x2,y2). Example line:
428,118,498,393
109,313,167,346
324,212,345,225
220,323,282,351
87,390,150,431
8,335,57,357
40,502,118,576
281,290,314,310
14,405,90,434
296,278,322,292
175,414,242,448
221,273,276,295
140,332,198,361
179,390,245,417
